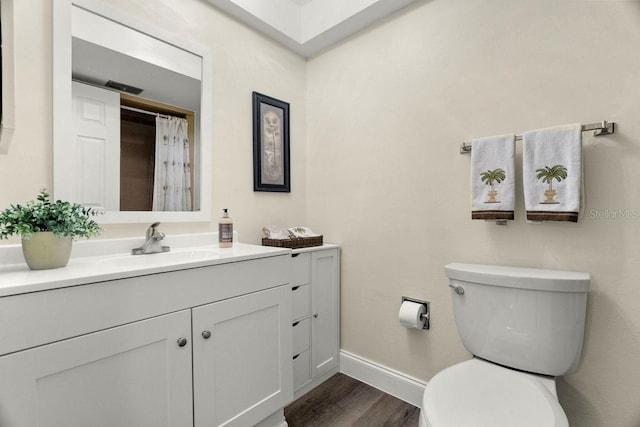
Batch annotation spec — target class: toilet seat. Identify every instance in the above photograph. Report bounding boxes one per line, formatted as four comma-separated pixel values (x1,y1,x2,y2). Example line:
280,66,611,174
421,359,569,427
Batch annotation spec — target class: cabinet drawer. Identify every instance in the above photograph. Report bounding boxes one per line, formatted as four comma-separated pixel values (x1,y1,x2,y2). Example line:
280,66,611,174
292,284,310,321
292,318,310,356
290,252,311,286
292,350,310,391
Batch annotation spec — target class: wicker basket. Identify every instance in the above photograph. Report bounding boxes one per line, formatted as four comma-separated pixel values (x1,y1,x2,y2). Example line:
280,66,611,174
262,235,323,249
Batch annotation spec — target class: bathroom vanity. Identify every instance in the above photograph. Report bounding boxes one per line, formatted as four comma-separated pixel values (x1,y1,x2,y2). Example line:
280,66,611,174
0,235,295,427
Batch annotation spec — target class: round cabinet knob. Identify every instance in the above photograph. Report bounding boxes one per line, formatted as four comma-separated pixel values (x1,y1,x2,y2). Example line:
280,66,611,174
313,313,319,318
201,330,212,339
177,337,188,347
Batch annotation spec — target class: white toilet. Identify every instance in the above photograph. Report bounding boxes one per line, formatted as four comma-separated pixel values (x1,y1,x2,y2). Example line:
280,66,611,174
419,263,590,427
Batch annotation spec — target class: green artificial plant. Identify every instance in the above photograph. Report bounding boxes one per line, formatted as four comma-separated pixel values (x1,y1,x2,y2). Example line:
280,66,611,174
0,189,102,240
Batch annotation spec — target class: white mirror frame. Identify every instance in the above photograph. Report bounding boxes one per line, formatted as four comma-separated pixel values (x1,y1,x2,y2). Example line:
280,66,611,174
52,0,212,223
0,0,16,154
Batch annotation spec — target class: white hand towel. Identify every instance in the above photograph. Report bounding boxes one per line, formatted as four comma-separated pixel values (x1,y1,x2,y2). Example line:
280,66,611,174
471,134,516,220
262,225,290,240
522,123,582,222
288,227,320,238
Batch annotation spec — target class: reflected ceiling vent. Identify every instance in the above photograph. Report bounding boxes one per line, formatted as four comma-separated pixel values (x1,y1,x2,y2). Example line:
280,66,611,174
105,80,144,95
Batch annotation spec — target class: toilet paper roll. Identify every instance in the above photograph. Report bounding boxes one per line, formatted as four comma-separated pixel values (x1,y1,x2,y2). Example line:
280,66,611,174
399,300,426,329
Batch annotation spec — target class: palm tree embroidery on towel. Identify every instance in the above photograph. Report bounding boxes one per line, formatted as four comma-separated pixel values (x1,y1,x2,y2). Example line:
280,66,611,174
480,168,506,203
536,165,567,204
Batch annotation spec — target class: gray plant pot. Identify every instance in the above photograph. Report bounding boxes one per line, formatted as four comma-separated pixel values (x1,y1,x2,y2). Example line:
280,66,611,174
21,232,73,270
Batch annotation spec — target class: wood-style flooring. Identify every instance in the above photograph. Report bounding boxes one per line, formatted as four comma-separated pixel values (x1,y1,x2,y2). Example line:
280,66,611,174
284,373,420,427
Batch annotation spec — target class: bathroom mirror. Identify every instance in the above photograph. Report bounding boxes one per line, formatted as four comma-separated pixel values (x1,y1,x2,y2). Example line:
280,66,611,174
53,0,212,223
0,0,16,154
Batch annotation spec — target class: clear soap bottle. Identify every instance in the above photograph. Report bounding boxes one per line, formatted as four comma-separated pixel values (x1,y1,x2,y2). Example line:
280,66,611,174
219,209,233,248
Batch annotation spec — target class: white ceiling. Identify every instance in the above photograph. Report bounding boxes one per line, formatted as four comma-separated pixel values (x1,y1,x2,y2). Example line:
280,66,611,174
207,0,418,58
72,38,201,112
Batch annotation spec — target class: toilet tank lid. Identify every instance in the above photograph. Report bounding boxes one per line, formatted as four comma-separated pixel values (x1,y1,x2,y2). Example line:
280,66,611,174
445,263,590,292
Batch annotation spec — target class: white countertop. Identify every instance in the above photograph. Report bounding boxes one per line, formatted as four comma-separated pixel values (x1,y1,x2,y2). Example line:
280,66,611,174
0,233,290,297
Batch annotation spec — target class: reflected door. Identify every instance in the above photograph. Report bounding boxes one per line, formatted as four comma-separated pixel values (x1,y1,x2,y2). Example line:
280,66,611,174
70,81,120,211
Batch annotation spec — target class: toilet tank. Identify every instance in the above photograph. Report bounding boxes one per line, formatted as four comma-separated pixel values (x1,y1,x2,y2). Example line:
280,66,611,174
445,263,590,376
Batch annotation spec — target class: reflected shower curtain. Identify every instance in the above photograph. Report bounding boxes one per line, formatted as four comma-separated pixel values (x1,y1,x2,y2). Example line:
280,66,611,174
152,116,192,211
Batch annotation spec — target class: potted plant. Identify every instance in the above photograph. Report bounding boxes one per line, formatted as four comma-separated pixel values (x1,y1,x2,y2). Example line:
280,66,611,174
480,168,506,203
0,189,102,270
536,165,567,204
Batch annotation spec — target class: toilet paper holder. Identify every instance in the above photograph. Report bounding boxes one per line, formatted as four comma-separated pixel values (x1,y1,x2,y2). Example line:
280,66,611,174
401,296,430,330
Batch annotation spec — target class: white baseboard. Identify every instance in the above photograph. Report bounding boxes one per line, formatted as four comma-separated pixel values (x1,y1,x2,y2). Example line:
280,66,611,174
339,350,426,408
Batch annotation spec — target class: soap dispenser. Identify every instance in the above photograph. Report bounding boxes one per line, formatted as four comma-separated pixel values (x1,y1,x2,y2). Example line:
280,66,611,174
219,209,233,248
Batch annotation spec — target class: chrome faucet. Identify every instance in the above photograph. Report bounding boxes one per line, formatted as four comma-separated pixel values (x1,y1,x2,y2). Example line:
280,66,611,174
132,222,170,255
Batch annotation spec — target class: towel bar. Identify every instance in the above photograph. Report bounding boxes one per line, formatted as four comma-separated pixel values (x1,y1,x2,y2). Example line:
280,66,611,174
459,121,615,154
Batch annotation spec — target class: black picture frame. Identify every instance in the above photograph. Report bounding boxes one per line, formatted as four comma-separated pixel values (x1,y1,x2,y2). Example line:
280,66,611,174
252,92,290,192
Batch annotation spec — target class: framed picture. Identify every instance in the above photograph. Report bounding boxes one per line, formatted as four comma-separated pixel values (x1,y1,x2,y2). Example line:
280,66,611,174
252,92,290,192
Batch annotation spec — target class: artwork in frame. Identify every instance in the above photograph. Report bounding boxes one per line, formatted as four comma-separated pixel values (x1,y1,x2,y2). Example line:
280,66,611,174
252,91,290,192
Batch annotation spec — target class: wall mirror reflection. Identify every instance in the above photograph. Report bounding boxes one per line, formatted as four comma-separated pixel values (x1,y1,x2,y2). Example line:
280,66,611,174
0,0,16,154
53,0,212,223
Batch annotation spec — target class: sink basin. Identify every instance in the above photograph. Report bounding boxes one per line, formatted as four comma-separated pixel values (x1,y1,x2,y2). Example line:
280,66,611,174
100,249,220,268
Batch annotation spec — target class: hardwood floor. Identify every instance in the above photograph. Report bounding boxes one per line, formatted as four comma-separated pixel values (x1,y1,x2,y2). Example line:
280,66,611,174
284,373,420,427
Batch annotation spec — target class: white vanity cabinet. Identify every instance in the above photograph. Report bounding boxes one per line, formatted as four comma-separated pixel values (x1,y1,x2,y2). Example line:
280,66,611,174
0,310,194,427
192,285,293,427
290,245,340,399
0,248,292,427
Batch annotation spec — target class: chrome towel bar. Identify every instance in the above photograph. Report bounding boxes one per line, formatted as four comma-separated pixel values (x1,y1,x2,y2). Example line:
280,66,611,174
459,121,615,154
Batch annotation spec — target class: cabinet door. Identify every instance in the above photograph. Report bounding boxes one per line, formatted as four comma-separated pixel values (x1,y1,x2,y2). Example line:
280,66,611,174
0,310,193,427
311,249,340,378
192,285,293,427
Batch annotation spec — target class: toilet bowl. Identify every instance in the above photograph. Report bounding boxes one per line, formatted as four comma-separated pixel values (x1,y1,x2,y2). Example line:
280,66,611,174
419,263,590,427
419,359,568,427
